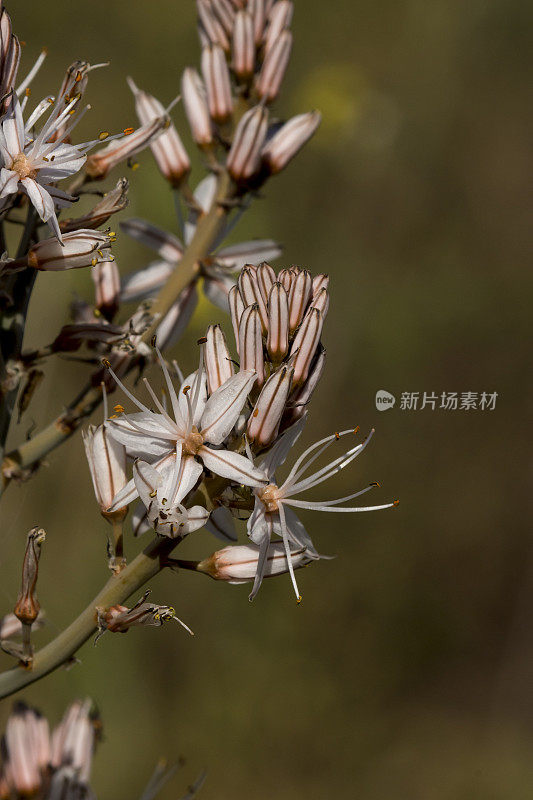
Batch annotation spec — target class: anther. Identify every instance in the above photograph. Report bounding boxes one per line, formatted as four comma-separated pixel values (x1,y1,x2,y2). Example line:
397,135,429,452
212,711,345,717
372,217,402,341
197,337,208,345
98,131,109,140
182,385,191,395
393,499,400,506
101,359,111,368
113,404,124,414
149,490,157,498
123,127,134,135
334,432,340,440
151,335,157,347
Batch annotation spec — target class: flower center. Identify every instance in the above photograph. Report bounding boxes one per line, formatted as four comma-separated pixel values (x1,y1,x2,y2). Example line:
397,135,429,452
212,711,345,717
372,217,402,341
11,153,37,180
257,483,281,513
182,426,204,456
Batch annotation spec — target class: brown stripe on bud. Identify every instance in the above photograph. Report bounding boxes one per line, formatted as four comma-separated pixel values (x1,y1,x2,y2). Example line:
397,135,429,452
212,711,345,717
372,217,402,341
284,344,325,426
238,304,264,385
226,104,269,183
264,0,294,54
228,283,245,353
247,363,294,446
262,110,321,175
202,44,233,123
181,67,213,146
288,268,312,333
204,324,235,394
256,261,277,303
86,116,168,180
311,286,329,318
249,0,266,45
232,10,255,80
290,306,324,386
312,272,329,298
255,29,292,103
266,281,289,363
92,258,120,320
238,266,269,331
197,0,230,52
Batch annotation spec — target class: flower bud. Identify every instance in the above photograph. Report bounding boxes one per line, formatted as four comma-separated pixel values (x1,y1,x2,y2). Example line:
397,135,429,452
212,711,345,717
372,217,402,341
60,178,129,234
238,303,264,385
92,258,120,320
284,344,325,426
197,542,312,582
3,703,50,795
311,285,329,318
232,11,255,79
290,306,324,386
14,527,46,626
277,266,295,292
51,699,99,785
247,363,293,446
249,0,266,45
0,8,20,106
28,230,115,271
256,260,277,302
226,104,269,183
264,0,293,53
229,283,245,351
238,266,268,331
181,67,213,146
262,111,321,174
86,116,168,180
154,281,198,350
211,0,236,36
197,0,230,52
82,422,128,523
201,44,233,123
312,272,329,298
266,281,289,362
204,324,234,394
288,268,312,332
255,29,292,103
128,78,190,186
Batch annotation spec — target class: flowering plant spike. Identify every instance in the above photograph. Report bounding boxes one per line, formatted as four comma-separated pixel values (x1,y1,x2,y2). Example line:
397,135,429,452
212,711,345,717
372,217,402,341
0,8,398,791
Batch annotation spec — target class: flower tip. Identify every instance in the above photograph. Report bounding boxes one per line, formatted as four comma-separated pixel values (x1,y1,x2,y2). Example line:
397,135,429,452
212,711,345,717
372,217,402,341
393,499,400,507
296,595,303,605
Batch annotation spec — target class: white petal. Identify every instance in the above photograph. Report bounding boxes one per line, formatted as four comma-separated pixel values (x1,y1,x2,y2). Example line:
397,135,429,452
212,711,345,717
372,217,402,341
172,454,203,504
216,239,282,271
107,476,138,511
133,459,163,509
259,415,307,478
105,413,176,459
181,506,210,534
199,446,267,487
200,370,256,445
2,99,24,153
120,260,173,303
276,505,319,558
21,178,55,222
0,168,19,197
178,369,207,427
120,217,183,262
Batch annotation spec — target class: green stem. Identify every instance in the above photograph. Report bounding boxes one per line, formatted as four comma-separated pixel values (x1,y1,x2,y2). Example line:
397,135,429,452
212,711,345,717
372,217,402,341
0,535,175,700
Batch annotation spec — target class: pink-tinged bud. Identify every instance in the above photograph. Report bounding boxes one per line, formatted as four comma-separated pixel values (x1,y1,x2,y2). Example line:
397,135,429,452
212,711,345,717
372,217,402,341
155,281,198,350
197,0,230,52
128,78,190,186
264,0,293,53
262,110,321,174
285,344,325,425
51,699,99,785
238,266,268,331
82,423,128,522
247,363,294,446
290,306,324,386
61,178,129,234
201,44,233,123
204,324,234,394
226,104,269,183
267,281,289,362
255,29,292,103
229,283,245,351
86,117,168,180
288,268,312,332
197,542,312,582
256,260,277,302
0,8,20,107
249,0,266,45
277,267,294,293
211,0,236,35
232,11,255,80
312,272,329,298
14,527,46,626
3,704,50,795
28,230,115,271
238,303,264,385
92,258,120,320
181,67,213,146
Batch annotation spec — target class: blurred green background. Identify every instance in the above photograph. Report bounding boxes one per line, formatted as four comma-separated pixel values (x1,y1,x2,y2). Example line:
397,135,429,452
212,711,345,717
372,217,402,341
1,1,532,797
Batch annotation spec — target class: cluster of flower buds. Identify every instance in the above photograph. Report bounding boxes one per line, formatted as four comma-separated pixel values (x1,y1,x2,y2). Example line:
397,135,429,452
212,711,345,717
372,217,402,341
0,699,99,799
226,262,328,449
0,700,205,800
174,1,320,189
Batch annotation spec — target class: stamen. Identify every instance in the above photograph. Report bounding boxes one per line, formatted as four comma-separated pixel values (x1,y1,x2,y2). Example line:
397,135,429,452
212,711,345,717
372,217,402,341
104,362,152,414
278,505,301,602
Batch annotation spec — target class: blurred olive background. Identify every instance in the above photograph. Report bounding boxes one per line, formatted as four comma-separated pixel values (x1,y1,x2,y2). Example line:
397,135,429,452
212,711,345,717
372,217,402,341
1,1,532,797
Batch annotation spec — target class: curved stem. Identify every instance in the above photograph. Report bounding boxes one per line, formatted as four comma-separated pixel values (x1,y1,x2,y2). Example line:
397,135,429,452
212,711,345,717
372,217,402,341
0,534,175,699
